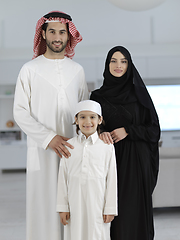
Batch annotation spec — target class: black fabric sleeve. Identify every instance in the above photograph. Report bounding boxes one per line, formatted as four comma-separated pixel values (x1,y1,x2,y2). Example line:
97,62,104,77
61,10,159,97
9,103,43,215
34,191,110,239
125,123,160,143
124,105,160,143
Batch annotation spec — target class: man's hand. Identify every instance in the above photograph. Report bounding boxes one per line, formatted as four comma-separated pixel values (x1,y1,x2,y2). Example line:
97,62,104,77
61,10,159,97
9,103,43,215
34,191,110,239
59,212,70,225
103,215,114,223
48,135,74,158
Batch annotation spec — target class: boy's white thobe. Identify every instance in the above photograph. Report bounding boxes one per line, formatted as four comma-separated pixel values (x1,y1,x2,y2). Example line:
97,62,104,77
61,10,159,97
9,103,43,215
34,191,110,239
13,55,89,240
56,131,118,240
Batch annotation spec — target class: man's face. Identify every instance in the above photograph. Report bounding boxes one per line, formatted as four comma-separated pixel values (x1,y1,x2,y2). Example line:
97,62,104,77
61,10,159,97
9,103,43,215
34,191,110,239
42,22,69,55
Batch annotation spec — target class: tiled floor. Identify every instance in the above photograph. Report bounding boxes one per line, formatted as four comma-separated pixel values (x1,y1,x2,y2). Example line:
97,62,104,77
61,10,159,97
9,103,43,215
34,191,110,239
154,207,180,240
0,170,26,240
0,170,180,240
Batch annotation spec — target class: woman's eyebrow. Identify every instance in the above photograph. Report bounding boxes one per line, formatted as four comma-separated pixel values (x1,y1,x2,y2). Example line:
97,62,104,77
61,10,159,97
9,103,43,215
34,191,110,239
111,57,127,60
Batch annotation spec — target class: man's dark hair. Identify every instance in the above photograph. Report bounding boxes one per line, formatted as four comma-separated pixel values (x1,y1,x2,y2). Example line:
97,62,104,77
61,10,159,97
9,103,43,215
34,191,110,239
42,23,48,32
42,22,69,34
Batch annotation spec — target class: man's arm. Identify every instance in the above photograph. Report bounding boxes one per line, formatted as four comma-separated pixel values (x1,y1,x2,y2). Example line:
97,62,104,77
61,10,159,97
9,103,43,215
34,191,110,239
13,65,73,157
78,68,89,101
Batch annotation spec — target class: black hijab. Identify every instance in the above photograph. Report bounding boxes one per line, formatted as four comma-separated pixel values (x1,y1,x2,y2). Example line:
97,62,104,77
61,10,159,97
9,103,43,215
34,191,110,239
92,46,159,125
96,46,135,104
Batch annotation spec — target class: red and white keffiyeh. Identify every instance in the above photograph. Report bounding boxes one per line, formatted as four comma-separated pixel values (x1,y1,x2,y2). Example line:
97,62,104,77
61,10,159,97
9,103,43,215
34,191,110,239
33,11,82,59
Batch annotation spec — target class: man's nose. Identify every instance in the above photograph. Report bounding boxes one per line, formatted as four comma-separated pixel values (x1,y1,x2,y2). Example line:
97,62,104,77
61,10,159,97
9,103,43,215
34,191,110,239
54,33,62,41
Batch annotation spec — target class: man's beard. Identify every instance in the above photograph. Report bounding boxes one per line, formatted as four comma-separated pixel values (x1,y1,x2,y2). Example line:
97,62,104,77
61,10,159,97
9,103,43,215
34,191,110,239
46,39,68,53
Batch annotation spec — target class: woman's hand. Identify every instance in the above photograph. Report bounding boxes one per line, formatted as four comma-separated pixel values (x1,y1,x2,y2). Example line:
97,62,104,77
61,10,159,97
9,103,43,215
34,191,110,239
110,128,128,143
99,132,114,144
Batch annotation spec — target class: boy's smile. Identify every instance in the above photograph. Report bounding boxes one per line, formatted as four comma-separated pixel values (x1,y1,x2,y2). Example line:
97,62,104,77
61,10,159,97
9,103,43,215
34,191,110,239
75,111,102,138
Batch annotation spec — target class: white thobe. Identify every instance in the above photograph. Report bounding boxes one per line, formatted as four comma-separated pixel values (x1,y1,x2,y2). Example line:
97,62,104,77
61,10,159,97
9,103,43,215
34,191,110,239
13,55,89,240
56,131,118,240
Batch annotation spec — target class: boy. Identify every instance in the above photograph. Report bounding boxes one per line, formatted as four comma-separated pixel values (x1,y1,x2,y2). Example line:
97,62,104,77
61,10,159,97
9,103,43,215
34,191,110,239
56,100,117,240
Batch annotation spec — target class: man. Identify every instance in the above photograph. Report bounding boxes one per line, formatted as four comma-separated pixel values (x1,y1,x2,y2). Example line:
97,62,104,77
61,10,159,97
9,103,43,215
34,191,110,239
13,11,89,240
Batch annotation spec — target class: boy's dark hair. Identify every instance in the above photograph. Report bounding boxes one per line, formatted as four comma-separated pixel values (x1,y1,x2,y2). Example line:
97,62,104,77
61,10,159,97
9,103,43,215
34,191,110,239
74,114,105,136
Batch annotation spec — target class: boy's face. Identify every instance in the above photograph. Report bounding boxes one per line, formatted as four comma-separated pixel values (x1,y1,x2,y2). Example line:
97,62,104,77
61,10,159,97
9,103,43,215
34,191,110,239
75,111,102,138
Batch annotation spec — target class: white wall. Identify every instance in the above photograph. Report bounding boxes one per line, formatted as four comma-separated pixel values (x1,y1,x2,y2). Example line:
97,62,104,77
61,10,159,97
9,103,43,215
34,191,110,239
0,0,180,83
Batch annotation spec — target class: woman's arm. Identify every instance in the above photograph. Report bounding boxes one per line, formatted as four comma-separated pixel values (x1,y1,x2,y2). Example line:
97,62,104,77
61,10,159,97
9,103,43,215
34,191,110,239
124,123,160,143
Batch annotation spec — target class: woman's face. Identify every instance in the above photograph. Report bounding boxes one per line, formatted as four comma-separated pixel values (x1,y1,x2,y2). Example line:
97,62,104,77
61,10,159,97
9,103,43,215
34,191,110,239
109,51,128,77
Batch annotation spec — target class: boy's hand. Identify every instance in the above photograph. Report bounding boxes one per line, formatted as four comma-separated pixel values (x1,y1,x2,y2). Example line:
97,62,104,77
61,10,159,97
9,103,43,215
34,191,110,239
103,215,114,223
59,212,70,225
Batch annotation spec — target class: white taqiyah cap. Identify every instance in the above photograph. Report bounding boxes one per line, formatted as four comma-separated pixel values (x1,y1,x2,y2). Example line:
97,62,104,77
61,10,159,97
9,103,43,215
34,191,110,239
75,100,102,116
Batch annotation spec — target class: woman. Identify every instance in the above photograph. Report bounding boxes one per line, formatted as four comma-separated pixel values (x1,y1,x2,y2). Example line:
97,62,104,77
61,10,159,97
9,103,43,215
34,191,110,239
90,46,160,240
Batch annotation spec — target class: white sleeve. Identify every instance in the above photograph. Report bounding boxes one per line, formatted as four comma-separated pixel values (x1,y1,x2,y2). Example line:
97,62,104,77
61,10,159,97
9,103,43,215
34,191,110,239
13,65,56,149
56,157,69,212
103,146,118,216
78,67,89,101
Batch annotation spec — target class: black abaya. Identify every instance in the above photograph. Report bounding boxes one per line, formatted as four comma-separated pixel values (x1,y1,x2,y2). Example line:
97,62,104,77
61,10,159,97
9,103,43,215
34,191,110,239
90,93,159,240
90,46,160,240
